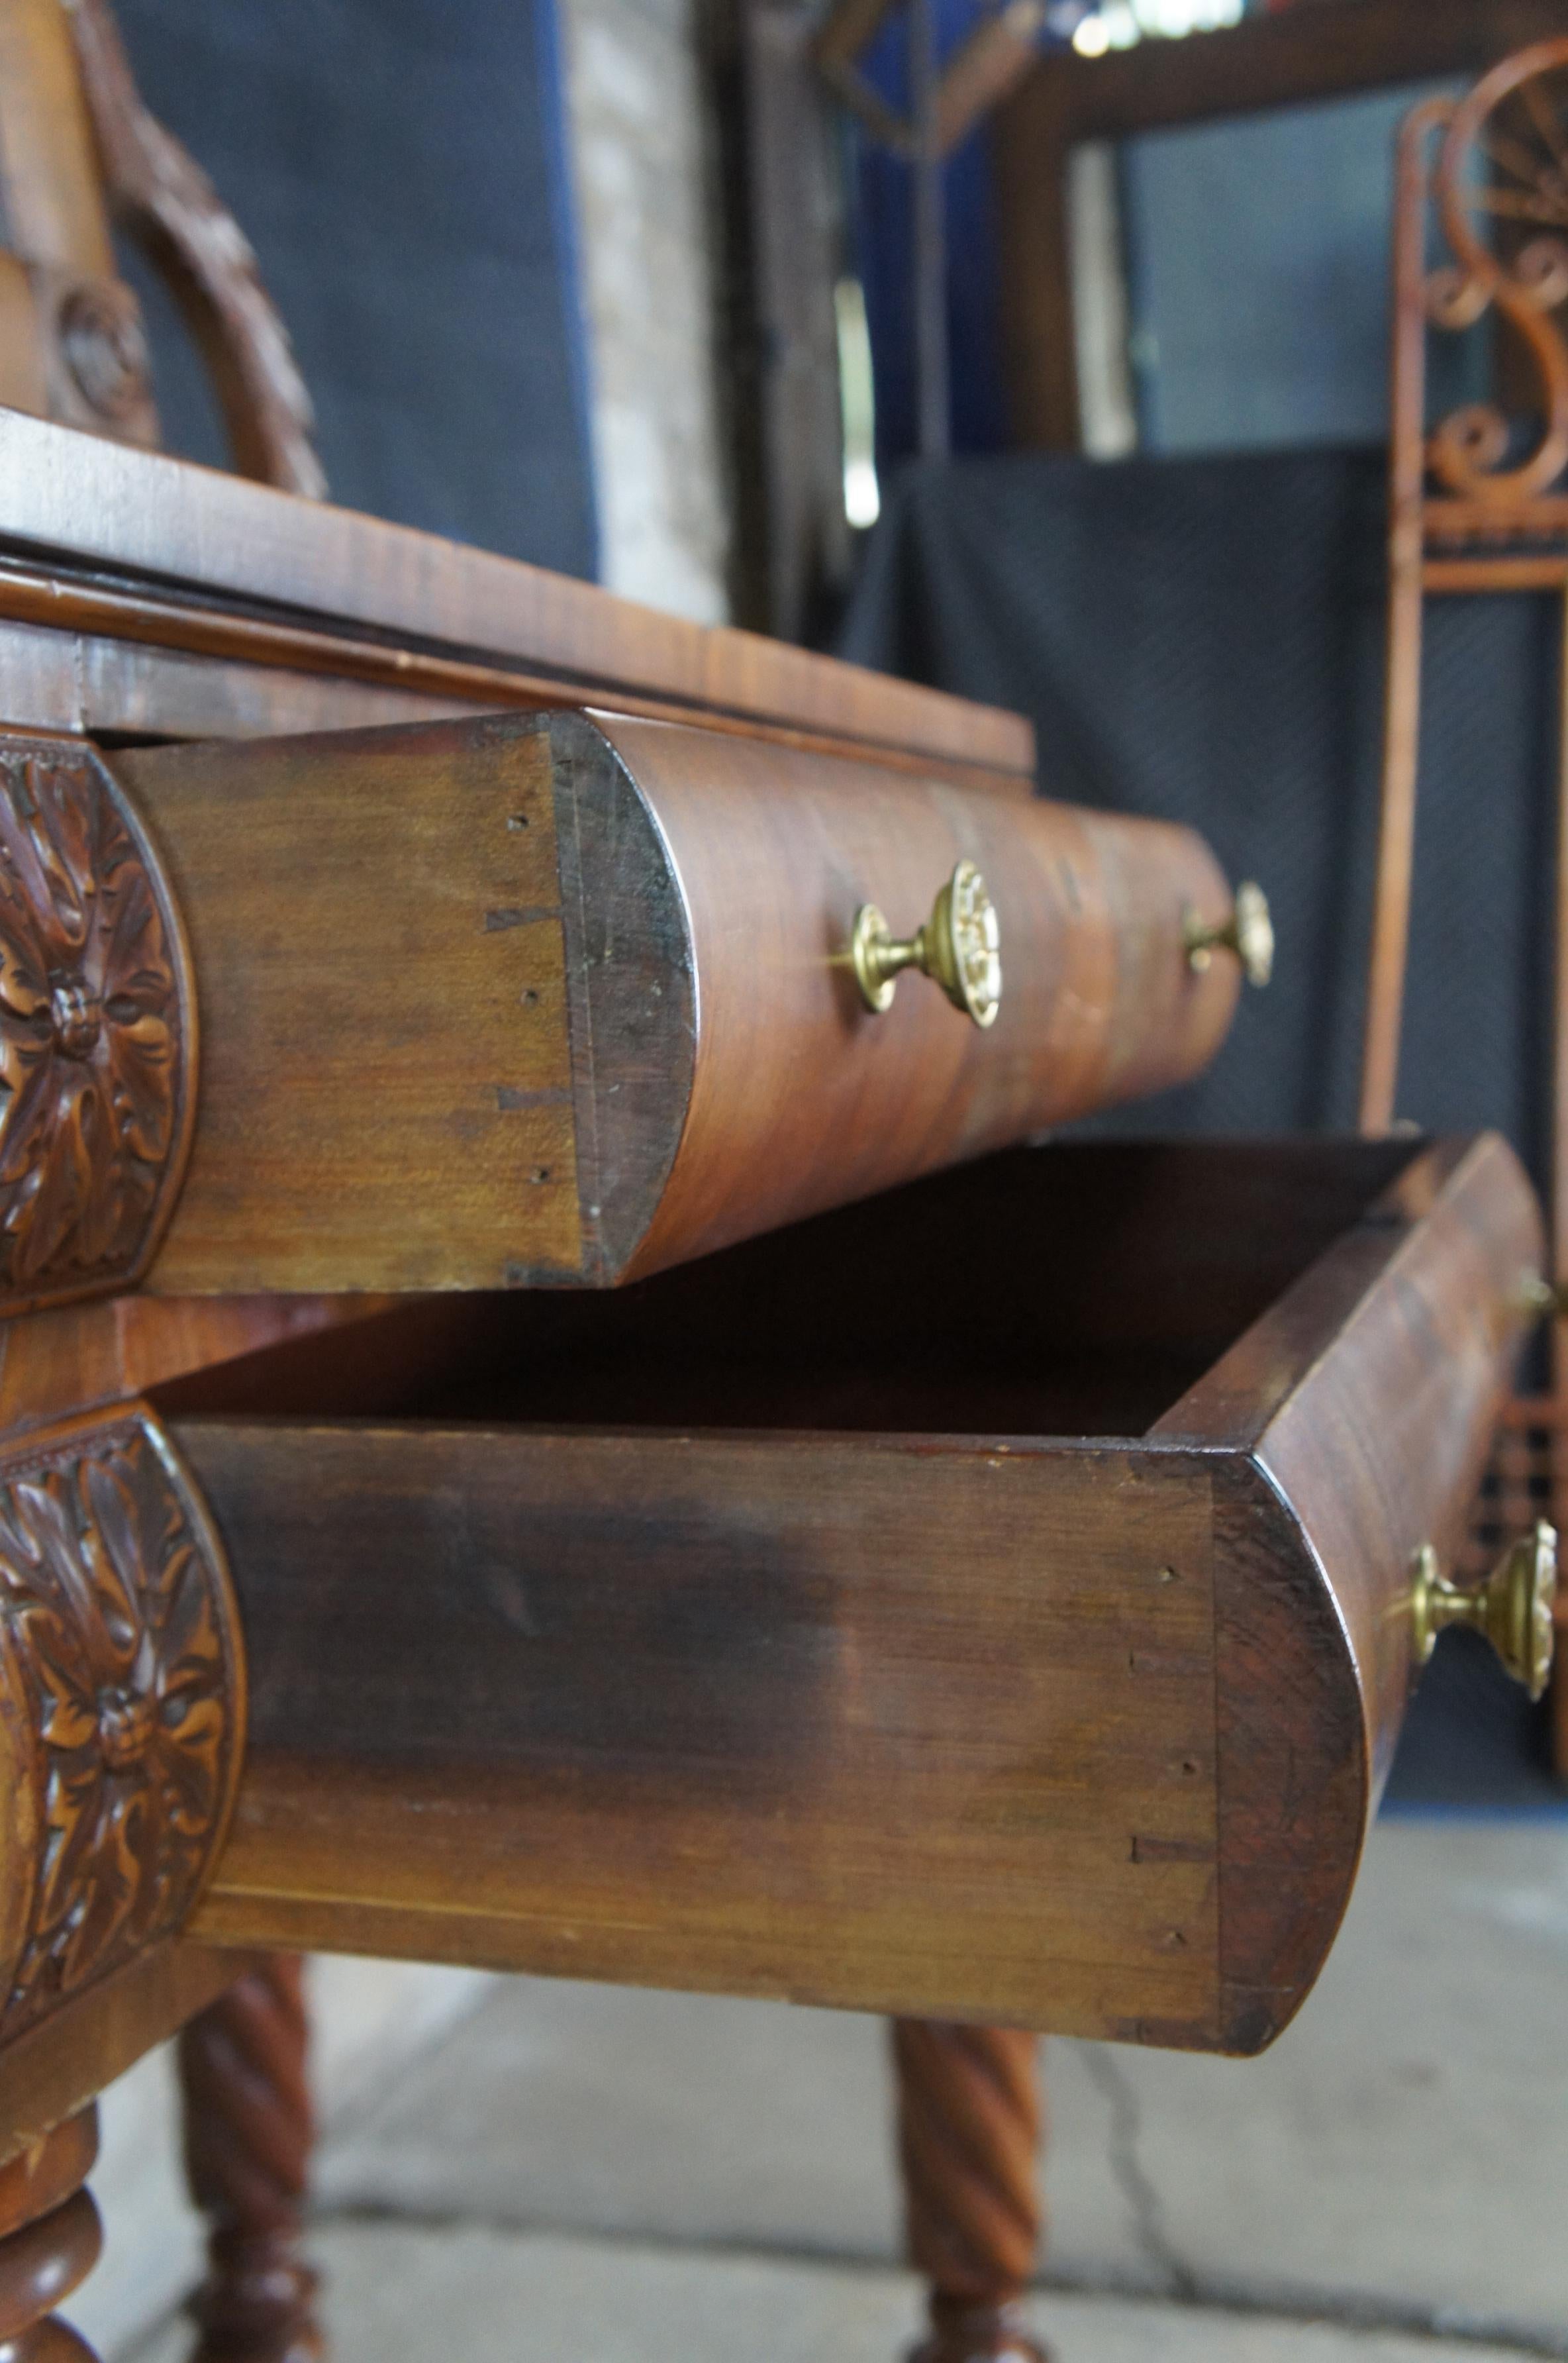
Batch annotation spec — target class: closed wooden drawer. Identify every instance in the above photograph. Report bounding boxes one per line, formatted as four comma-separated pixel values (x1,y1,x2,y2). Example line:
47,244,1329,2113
0,717,1242,1311
158,1132,1541,2053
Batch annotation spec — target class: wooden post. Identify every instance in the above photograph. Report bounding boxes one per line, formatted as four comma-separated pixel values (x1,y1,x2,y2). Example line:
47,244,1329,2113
891,2021,1048,2363
1359,99,1445,1135
0,2109,105,2363
179,1957,323,2363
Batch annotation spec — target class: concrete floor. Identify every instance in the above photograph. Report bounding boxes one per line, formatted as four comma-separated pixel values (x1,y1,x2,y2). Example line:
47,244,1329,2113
124,2235,1544,2363
111,1815,1568,2363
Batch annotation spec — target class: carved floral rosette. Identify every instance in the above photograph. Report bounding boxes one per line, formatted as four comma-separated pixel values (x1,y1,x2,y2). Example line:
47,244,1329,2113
0,736,195,1316
0,1408,243,2042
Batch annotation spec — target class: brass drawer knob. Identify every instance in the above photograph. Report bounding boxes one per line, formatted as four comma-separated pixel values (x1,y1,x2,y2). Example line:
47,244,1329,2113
1410,1521,1558,1700
851,858,1001,1027
1518,1272,1568,1319
1184,881,1274,987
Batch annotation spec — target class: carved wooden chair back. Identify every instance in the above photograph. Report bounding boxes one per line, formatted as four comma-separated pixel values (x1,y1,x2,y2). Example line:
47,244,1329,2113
0,0,323,493
1363,38,1568,1754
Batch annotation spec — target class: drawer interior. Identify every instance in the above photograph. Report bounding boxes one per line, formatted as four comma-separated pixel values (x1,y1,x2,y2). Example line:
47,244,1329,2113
156,1138,1422,1438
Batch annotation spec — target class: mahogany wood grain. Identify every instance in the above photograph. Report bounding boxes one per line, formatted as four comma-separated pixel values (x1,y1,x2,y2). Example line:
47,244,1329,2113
0,413,1032,779
156,1136,1534,2050
108,711,1238,1294
0,565,1032,792
1159,1136,1532,1756
597,713,1238,1281
0,613,499,744
68,633,476,741
0,1294,387,1444
184,1420,1224,2035
0,2113,95,2235
1157,1133,1540,2044
0,2108,101,2363
0,1944,264,2170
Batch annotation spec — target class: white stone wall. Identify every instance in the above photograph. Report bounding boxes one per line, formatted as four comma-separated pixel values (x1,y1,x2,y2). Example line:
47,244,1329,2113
559,0,730,623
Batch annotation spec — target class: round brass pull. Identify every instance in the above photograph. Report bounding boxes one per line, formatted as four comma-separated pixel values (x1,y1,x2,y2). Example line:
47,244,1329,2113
851,858,1001,1028
1410,1521,1558,1701
1184,880,1274,987
1517,1272,1568,1320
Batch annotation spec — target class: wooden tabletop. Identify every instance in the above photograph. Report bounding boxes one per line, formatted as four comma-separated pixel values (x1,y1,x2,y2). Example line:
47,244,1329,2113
0,408,1034,780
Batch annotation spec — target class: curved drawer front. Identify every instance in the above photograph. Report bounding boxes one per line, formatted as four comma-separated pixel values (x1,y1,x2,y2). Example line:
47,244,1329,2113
142,1134,1539,2054
595,713,1238,1278
75,710,1241,1297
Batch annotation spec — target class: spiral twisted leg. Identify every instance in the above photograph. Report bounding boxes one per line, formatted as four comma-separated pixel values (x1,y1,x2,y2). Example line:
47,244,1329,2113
0,2108,103,2363
177,1955,323,2363
891,2021,1048,2363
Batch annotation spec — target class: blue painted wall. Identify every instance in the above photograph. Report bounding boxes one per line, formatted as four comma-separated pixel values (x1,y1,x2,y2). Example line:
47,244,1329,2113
111,0,599,579
1122,79,1488,452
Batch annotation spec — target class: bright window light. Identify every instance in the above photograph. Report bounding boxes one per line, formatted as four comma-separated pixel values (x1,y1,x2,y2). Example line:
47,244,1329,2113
1074,0,1244,50
834,278,881,530
844,458,881,530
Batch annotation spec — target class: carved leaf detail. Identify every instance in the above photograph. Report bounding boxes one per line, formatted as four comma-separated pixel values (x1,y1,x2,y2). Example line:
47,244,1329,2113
0,746,188,1310
0,1419,240,2035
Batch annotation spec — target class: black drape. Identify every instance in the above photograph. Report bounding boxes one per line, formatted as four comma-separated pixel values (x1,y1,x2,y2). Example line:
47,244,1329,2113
838,448,1556,1180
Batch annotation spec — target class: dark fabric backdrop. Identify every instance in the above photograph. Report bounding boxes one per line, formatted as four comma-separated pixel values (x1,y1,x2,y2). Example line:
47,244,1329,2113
111,0,598,578
836,446,1562,1805
838,447,1556,1172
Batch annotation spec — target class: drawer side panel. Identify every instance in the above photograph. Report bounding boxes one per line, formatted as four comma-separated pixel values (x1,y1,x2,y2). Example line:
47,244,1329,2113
119,716,585,1291
1255,1133,1541,1796
182,1423,1223,2038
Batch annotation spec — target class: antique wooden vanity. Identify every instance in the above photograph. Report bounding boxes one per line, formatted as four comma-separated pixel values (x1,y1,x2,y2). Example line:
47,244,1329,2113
0,9,1554,2358
0,403,1547,2363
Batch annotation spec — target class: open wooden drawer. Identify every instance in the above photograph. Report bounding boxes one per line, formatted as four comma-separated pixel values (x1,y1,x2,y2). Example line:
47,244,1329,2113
0,717,1243,1313
128,1132,1542,2056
